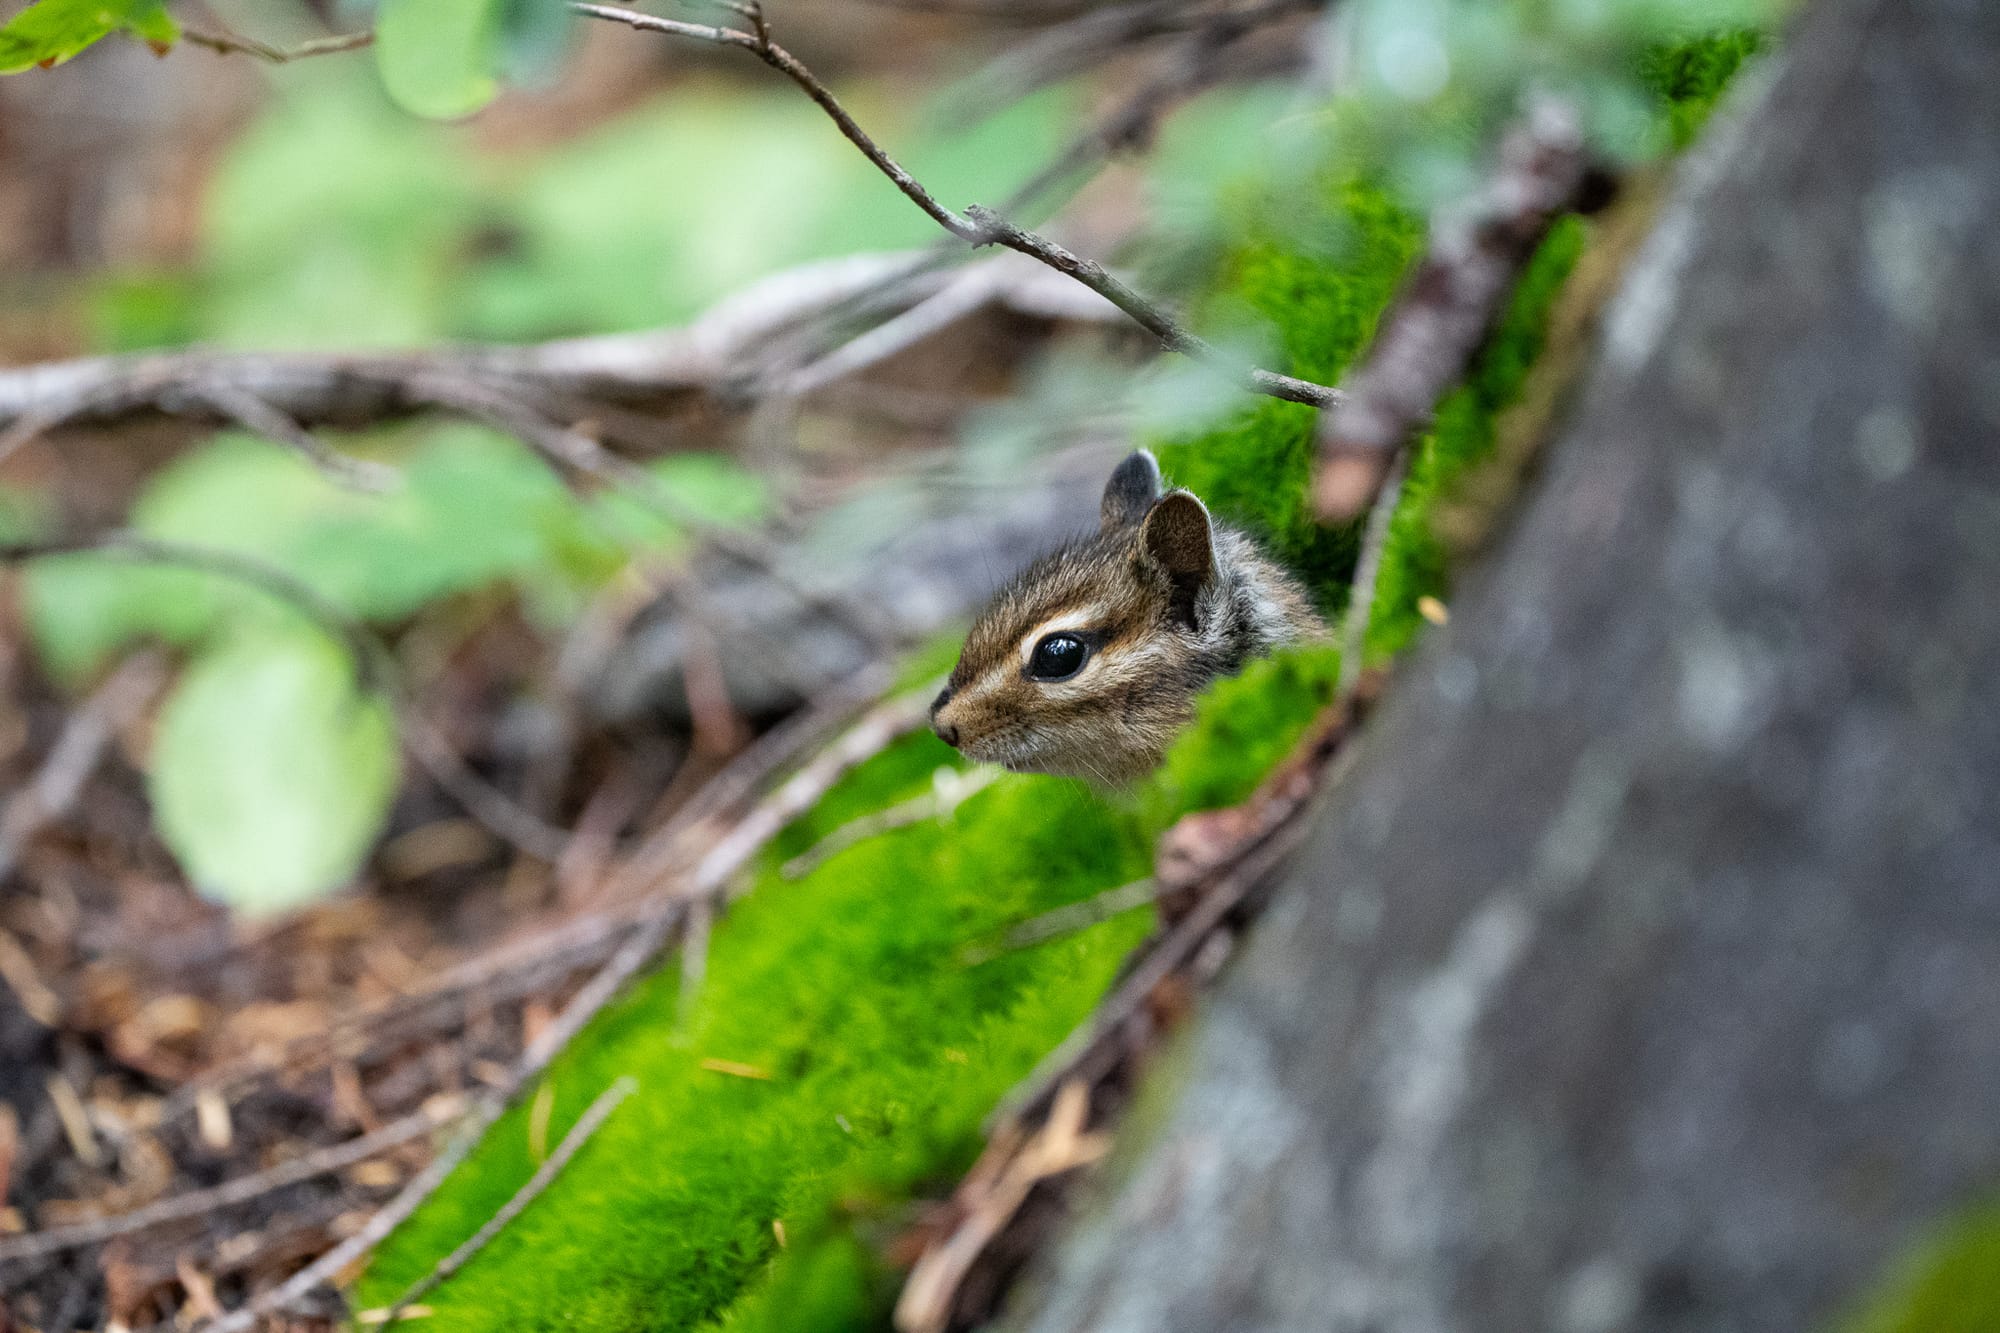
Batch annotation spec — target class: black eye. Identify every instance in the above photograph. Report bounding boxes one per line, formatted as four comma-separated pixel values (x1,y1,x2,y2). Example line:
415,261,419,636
1027,633,1088,681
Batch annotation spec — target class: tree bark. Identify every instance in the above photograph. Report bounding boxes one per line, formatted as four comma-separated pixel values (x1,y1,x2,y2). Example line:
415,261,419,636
997,0,2000,1329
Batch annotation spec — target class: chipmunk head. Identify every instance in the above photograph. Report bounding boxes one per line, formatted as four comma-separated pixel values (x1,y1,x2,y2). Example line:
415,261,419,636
931,449,1280,784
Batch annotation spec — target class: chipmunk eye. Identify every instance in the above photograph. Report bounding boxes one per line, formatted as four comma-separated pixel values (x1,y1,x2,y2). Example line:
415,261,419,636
1027,633,1088,681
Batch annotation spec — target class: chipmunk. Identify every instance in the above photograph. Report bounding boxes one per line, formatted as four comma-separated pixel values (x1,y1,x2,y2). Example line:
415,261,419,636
930,449,1321,783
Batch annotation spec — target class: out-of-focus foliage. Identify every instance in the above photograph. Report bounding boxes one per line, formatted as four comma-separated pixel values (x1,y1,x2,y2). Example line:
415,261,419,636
26,431,764,681
362,0,577,119
23,429,767,911
151,627,399,912
0,0,177,74
1328,0,1773,204
374,0,506,120
106,69,1069,349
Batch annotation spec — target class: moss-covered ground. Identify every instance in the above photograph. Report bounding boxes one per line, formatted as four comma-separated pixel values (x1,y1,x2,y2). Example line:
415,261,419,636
356,37,1758,1332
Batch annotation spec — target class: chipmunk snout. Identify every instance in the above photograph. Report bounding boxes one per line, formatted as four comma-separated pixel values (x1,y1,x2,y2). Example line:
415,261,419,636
930,684,961,749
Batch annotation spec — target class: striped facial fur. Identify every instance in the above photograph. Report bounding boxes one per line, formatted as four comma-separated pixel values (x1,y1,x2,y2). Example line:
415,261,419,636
931,450,1321,783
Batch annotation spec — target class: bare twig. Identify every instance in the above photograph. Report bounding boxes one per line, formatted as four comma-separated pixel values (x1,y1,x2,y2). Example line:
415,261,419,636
1314,99,1590,520
961,206,1336,406
179,382,395,492
402,371,901,652
747,0,1313,397
0,1104,449,1267
179,27,373,62
1335,445,1410,700
572,1,1341,410
676,897,712,1028
606,663,896,900
0,651,167,883
402,717,572,864
781,764,998,879
682,684,939,903
959,877,1160,964
0,251,1106,447
0,534,388,686
895,1080,1109,1333
373,1077,636,1329
959,0,1313,117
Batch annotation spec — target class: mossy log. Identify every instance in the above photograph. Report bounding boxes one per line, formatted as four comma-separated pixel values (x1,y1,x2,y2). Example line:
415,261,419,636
998,0,2000,1329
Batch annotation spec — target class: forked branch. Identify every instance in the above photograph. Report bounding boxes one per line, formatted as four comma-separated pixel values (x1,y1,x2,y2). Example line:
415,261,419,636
571,1,1341,410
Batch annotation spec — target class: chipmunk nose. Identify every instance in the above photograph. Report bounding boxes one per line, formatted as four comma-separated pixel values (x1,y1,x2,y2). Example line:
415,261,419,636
931,685,961,749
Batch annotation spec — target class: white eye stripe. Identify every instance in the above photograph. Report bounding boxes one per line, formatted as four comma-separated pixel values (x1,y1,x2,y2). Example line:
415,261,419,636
1017,605,1108,667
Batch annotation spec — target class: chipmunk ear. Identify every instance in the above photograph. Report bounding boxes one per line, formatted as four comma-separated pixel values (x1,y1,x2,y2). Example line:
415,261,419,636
1100,449,1164,531
1139,490,1215,628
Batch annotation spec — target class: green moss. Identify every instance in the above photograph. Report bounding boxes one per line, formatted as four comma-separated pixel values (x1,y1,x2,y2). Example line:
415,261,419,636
1639,30,1766,148
360,752,1159,1331
1841,1203,2000,1333
1152,181,1425,607
359,28,1766,1333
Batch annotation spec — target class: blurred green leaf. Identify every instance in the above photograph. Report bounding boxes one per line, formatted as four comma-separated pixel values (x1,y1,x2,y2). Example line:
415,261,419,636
151,628,398,913
0,0,178,75
23,558,223,686
204,77,482,347
585,452,771,553
375,0,504,120
459,86,1071,338
495,0,574,84
22,427,773,679
290,426,588,618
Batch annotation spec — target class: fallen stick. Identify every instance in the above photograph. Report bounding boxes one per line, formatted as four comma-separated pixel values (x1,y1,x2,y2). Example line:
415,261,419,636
0,1104,450,1267
371,1076,637,1329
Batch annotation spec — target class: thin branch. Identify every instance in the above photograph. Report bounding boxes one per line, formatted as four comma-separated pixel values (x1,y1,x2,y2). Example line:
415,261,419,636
682,684,938,904
1314,98,1590,520
0,1104,447,1267
402,718,571,864
400,371,901,652
958,877,1160,964
571,1,1341,410
605,662,896,900
179,382,395,493
743,0,1311,396
373,1077,636,1329
961,206,1336,406
675,897,712,1027
1336,445,1409,701
957,0,1313,118
0,533,389,687
781,764,998,879
0,250,1102,444
0,651,167,883
179,27,374,62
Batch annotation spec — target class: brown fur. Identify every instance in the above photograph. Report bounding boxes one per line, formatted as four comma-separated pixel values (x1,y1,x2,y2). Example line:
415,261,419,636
931,450,1322,783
